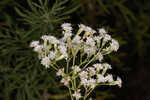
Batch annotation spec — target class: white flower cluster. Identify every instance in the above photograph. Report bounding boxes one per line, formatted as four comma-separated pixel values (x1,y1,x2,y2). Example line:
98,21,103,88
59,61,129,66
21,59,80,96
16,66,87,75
56,63,122,99
30,23,121,100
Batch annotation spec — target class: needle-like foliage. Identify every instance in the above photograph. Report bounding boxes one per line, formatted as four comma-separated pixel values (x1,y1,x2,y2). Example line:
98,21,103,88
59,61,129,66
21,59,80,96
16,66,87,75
15,0,81,36
0,0,84,100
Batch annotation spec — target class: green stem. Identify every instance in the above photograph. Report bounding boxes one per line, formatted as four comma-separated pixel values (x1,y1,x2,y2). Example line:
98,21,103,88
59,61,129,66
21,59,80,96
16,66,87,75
67,58,70,73
82,56,96,70
78,83,82,88
79,55,90,67
50,63,58,71
82,51,101,70
52,62,59,68
80,52,84,64
73,49,79,66
69,87,74,100
83,88,88,100
73,76,76,89
73,54,76,66
71,80,75,90
84,88,94,100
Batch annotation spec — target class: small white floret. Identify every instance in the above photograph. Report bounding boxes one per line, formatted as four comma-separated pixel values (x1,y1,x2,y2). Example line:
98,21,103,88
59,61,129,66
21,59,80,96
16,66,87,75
41,56,50,68
58,45,68,58
98,53,103,62
103,63,112,69
61,23,72,31
93,63,103,71
105,74,114,82
41,35,49,41
30,41,39,47
86,37,95,47
72,35,82,44
111,39,119,52
103,34,111,41
78,24,87,31
56,68,64,76
72,65,81,73
48,51,56,60
84,45,96,55
79,71,88,80
97,74,105,83
116,77,122,87
47,36,60,44
60,76,70,86
88,78,96,89
93,36,102,42
72,89,81,99
33,45,43,52
87,67,96,76
98,28,107,34
81,79,88,87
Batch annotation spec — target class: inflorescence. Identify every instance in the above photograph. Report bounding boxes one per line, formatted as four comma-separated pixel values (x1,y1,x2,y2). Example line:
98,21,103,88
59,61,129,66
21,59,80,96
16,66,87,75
30,23,122,100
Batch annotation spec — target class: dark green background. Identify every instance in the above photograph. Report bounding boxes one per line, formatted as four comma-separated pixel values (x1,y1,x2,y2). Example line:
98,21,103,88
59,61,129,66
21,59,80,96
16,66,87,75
0,0,150,100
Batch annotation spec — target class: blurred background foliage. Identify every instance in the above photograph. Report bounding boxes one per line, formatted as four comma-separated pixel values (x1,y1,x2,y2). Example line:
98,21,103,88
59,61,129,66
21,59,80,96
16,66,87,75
0,0,150,100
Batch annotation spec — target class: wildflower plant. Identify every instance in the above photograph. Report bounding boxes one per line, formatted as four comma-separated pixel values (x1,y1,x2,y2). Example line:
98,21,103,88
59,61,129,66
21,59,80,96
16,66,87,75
30,23,122,100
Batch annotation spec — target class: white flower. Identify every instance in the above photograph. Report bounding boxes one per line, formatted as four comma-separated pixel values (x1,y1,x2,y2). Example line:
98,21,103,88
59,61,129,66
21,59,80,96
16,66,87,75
93,63,103,71
63,31,72,39
30,23,122,91
111,39,119,51
56,68,64,76
72,65,81,74
72,35,83,50
72,35,82,44
60,76,70,86
30,41,39,47
91,29,96,34
79,71,88,80
41,35,59,43
33,45,43,52
105,74,114,82
41,56,50,68
85,26,96,34
61,23,72,40
48,51,56,60
103,63,112,69
87,67,96,76
79,24,96,34
85,37,95,47
58,40,66,45
47,36,60,44
41,35,49,40
81,78,96,88
88,78,96,89
78,24,87,31
93,36,102,42
85,26,92,32
72,89,81,99
97,74,105,83
58,45,68,58
98,53,103,62
81,79,88,87
98,28,107,34
102,47,110,52
84,45,96,55
61,23,72,31
103,34,111,41
84,37,96,55
116,77,122,87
